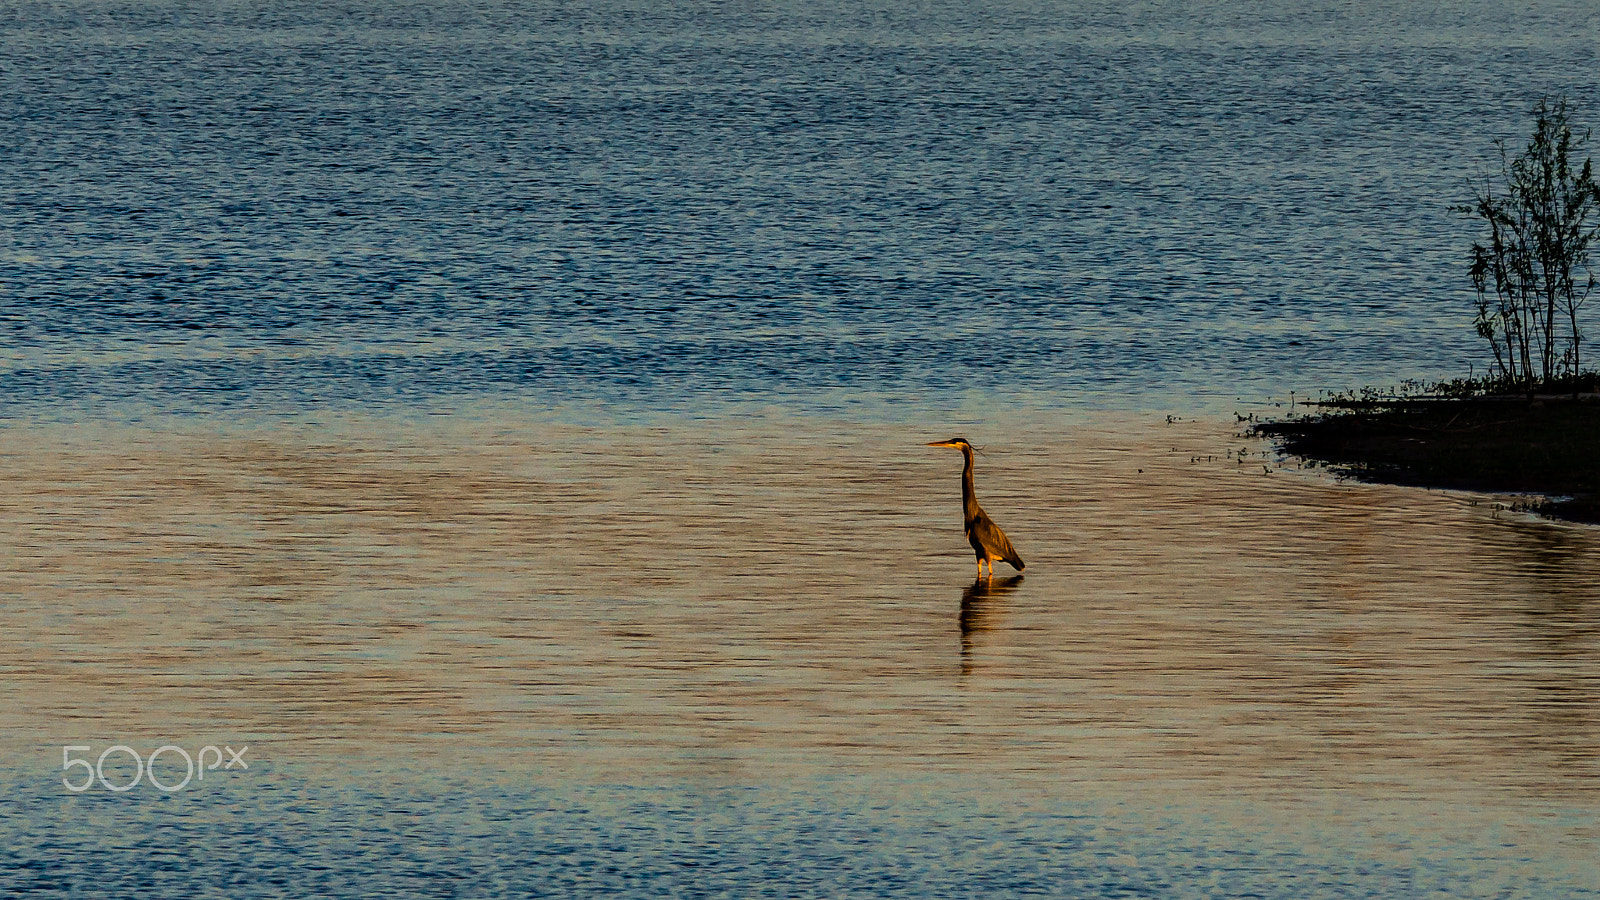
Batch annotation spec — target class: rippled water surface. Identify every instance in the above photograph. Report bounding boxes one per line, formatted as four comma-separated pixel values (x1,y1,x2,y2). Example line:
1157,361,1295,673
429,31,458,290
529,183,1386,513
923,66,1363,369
3,0,1600,896
2,413,1598,896
3,0,1598,419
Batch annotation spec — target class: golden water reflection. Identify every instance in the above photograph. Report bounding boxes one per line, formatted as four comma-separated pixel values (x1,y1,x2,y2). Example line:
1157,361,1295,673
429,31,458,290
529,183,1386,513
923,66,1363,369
1,413,1596,804
960,574,1023,677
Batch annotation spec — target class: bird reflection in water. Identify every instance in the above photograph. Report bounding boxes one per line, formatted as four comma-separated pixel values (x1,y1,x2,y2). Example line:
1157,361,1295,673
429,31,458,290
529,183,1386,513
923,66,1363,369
960,574,1024,676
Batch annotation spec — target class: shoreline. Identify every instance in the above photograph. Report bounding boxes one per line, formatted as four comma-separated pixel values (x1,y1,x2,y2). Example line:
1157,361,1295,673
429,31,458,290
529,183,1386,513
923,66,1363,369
1254,396,1600,524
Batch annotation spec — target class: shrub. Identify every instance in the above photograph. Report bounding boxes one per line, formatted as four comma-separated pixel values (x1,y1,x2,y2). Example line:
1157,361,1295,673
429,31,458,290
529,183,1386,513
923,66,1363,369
1459,97,1600,395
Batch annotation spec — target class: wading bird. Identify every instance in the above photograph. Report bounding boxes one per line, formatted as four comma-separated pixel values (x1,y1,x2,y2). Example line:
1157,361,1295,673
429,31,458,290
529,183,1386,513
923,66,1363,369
926,437,1025,578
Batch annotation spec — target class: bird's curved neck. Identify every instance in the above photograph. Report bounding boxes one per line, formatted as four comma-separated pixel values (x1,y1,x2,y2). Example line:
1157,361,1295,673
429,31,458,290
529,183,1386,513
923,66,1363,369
960,446,981,520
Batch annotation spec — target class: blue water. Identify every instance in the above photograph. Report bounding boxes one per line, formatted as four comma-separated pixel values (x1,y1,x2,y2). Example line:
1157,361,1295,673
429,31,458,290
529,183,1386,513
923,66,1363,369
6,0,1598,420
5,2,1600,897
5,766,1596,899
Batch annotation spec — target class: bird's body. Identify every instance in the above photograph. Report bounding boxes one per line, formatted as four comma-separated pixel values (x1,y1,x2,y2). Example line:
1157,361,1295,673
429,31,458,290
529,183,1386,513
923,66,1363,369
926,437,1025,578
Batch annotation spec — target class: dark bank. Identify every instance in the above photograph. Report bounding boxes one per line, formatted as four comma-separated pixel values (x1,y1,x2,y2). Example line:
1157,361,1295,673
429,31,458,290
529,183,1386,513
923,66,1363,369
1255,394,1600,523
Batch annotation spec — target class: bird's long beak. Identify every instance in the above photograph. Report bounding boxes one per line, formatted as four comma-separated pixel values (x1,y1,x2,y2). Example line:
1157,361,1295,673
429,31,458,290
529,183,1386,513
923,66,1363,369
926,440,958,448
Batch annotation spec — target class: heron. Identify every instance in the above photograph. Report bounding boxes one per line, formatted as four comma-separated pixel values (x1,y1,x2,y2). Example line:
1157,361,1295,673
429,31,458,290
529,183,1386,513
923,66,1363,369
926,437,1025,578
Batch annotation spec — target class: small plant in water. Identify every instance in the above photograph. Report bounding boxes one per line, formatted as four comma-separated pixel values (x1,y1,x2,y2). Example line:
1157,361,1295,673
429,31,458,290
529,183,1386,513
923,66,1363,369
1457,96,1600,397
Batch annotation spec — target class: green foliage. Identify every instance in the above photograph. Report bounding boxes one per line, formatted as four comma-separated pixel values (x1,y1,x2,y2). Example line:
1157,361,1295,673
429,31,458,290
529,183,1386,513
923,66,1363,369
1457,97,1600,395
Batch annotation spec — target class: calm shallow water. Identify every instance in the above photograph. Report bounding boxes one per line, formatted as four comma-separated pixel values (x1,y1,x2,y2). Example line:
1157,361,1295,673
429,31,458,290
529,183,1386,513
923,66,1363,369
4,0,1600,895
1,413,1597,896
